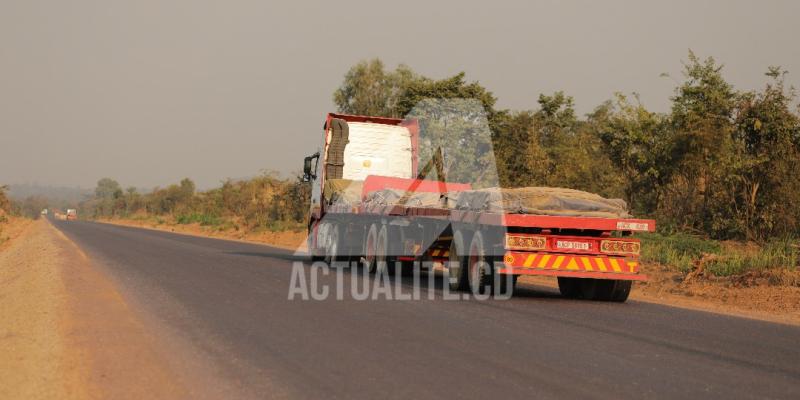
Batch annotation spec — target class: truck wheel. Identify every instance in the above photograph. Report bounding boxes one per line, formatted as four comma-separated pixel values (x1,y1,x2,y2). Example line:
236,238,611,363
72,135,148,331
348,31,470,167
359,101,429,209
495,273,519,296
314,221,331,262
557,277,581,299
362,224,378,274
392,227,416,277
323,223,340,265
467,231,493,295
376,224,390,274
578,279,602,300
597,280,632,302
566,279,632,302
447,230,470,292
308,221,323,262
611,280,632,302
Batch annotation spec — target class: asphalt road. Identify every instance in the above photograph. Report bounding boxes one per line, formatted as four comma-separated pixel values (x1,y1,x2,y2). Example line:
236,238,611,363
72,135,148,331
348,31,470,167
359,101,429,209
51,219,800,399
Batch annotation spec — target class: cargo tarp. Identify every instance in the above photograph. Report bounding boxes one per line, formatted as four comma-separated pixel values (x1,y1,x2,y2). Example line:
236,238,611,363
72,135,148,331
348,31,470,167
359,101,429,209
363,189,456,209
324,180,631,218
454,187,630,218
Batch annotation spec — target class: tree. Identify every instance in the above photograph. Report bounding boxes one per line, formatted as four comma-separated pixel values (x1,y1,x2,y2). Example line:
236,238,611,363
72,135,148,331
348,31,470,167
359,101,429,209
667,51,738,236
492,111,551,187
527,91,623,195
94,178,123,217
0,185,11,214
395,74,502,186
535,91,578,149
395,72,500,121
596,93,670,212
333,59,422,118
732,67,800,239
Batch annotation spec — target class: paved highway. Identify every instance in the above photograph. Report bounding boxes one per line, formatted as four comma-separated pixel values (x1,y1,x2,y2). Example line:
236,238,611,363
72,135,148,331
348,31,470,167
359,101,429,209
52,220,800,399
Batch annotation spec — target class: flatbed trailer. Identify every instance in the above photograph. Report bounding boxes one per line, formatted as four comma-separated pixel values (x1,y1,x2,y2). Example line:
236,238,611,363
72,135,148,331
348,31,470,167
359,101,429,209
303,113,655,302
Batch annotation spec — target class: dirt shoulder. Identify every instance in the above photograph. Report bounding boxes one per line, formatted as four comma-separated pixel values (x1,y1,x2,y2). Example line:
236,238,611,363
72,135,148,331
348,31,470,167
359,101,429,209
632,264,799,325
0,219,185,399
98,217,307,251
0,215,33,251
521,265,800,326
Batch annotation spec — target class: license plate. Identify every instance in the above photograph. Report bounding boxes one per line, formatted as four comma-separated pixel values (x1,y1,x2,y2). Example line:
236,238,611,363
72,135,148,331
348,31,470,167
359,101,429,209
617,222,649,231
555,240,590,251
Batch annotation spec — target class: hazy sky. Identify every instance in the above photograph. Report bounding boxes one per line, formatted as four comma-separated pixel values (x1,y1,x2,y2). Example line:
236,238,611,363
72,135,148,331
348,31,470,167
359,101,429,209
2,0,799,189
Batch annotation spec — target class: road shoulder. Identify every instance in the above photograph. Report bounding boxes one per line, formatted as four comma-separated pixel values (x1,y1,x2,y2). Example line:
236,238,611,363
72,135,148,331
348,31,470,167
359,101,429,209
0,219,186,399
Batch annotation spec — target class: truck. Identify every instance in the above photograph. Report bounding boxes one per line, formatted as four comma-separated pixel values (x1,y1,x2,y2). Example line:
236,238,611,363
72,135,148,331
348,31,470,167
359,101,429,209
66,209,77,221
302,111,655,302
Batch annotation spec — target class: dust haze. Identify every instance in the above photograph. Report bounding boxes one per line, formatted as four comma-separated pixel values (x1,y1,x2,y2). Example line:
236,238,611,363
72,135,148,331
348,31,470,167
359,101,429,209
1,0,798,188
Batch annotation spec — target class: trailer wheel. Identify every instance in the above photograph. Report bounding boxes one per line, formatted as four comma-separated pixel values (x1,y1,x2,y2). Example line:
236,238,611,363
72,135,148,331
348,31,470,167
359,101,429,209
598,280,632,302
383,225,412,276
376,224,390,273
467,231,493,295
495,273,519,296
557,277,581,299
362,224,379,274
581,279,632,302
611,281,632,302
308,221,324,262
323,222,340,265
314,221,331,262
447,230,470,292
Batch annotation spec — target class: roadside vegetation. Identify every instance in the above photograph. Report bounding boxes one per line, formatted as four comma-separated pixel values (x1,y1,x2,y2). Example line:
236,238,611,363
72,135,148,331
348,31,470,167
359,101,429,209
331,52,800,282
81,174,310,235
0,185,11,244
76,51,798,284
0,185,33,246
639,233,798,282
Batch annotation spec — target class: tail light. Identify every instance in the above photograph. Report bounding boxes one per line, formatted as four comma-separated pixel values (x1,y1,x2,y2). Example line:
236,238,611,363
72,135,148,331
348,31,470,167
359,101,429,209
505,234,546,251
600,240,640,255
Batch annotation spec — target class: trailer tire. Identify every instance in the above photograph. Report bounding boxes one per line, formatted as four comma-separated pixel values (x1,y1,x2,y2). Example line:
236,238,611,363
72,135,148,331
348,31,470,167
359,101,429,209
604,280,632,302
578,279,602,300
308,221,325,262
557,277,581,299
495,273,519,296
560,278,632,302
376,224,390,274
584,279,632,302
323,222,341,265
468,231,493,295
362,224,379,274
447,230,470,292
383,225,412,276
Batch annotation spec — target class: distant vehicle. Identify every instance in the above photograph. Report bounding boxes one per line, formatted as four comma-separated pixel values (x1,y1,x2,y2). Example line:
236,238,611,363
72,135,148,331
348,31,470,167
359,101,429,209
66,209,77,221
41,209,48,215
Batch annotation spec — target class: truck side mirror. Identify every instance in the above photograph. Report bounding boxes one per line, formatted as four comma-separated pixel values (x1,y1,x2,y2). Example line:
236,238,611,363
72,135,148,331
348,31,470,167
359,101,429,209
303,152,319,182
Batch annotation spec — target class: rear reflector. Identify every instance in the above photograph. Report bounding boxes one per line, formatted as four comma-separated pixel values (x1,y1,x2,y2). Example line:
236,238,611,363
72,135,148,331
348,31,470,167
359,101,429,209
505,235,547,251
600,240,640,255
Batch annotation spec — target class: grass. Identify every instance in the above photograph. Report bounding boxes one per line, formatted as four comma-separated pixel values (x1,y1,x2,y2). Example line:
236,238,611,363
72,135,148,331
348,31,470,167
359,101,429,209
639,233,798,277
175,213,221,226
262,220,305,233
